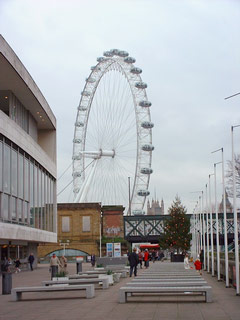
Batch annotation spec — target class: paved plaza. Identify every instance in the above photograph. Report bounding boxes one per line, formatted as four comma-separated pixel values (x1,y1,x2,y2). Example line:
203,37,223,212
0,261,240,320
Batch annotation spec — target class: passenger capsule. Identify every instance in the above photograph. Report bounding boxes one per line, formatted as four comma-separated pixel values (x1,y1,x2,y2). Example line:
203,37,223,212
132,209,145,215
135,82,147,89
103,51,114,57
124,56,136,64
73,172,81,177
91,66,101,71
72,155,81,160
73,138,82,144
78,105,88,111
139,101,152,107
110,49,120,55
141,121,154,129
86,77,96,83
75,121,84,127
97,57,105,62
81,91,91,97
140,168,153,174
130,67,142,74
142,144,154,151
137,190,150,197
118,50,129,57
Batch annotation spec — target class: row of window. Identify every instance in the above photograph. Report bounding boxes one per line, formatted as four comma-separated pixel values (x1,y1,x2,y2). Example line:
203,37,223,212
0,134,56,232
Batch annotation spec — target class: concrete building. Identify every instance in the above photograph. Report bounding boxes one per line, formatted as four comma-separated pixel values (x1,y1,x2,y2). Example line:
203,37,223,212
38,203,101,259
0,35,57,268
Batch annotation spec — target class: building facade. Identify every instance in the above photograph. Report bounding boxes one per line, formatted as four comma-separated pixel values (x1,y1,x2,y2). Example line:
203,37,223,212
0,35,57,267
147,198,164,215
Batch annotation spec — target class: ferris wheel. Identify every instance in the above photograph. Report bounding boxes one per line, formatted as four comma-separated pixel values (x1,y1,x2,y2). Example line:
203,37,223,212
72,49,154,215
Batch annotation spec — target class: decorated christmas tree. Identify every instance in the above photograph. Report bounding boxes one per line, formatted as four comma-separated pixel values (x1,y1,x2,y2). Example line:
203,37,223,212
159,196,191,253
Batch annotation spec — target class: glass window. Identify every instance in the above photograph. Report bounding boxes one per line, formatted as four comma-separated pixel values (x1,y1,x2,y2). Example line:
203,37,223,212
0,141,2,192
34,164,39,229
82,216,91,232
29,161,34,227
2,194,9,220
24,158,29,201
11,197,17,221
17,199,23,223
11,149,17,196
38,167,42,229
18,154,24,199
62,216,70,232
3,144,10,193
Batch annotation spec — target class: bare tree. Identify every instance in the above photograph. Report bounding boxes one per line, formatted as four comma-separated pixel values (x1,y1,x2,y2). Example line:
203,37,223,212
226,154,240,198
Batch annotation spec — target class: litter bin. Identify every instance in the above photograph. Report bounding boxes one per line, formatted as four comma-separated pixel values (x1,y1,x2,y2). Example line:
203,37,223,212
2,272,12,295
50,265,58,279
76,257,84,273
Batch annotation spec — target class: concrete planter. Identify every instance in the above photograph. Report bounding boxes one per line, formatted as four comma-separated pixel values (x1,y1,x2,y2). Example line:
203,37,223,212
99,274,113,285
113,273,121,283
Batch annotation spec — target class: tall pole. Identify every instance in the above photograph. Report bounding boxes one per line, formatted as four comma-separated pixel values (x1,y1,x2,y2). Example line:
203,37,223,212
214,163,221,281
128,177,131,216
201,191,206,270
199,196,203,250
209,174,215,276
222,148,229,287
206,184,210,272
99,215,102,258
232,126,240,295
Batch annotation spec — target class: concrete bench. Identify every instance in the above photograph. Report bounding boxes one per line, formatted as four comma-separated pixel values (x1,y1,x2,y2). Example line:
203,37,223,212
131,278,205,282
119,286,212,303
137,274,201,278
126,281,207,287
42,277,109,289
11,284,95,301
69,274,100,279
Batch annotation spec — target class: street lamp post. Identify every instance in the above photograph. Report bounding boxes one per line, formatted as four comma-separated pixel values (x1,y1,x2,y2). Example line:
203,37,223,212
59,240,70,256
214,162,222,281
231,125,240,295
212,148,229,287
209,173,215,276
206,184,210,272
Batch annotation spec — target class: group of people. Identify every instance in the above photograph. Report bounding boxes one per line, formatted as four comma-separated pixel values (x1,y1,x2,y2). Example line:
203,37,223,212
1,253,35,273
128,248,161,277
49,253,68,273
184,249,204,275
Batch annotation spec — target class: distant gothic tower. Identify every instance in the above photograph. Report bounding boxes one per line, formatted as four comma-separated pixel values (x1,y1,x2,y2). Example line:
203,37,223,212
218,190,233,213
147,198,164,215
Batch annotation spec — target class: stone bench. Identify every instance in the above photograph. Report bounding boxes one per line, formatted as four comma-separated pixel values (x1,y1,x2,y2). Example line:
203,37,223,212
42,277,109,289
126,281,207,287
137,274,202,278
11,284,95,301
131,278,205,282
69,274,99,279
119,286,212,303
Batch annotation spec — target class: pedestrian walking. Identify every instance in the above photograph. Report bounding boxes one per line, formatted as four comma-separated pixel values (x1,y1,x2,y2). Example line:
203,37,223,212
184,253,190,269
128,247,139,277
138,250,143,269
144,249,149,268
152,249,156,262
50,253,61,279
14,258,21,273
59,255,67,273
28,253,35,271
200,249,204,270
194,256,202,275
90,253,96,267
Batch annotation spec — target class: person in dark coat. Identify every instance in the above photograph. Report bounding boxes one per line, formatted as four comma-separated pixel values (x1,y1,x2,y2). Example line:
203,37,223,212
128,247,139,277
28,253,35,271
199,249,204,270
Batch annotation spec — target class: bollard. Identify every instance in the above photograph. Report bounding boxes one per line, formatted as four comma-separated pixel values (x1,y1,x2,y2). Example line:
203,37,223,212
2,272,12,295
76,261,82,273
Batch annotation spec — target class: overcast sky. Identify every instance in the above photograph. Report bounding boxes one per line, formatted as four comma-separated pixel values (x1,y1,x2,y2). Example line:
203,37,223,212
0,0,240,214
